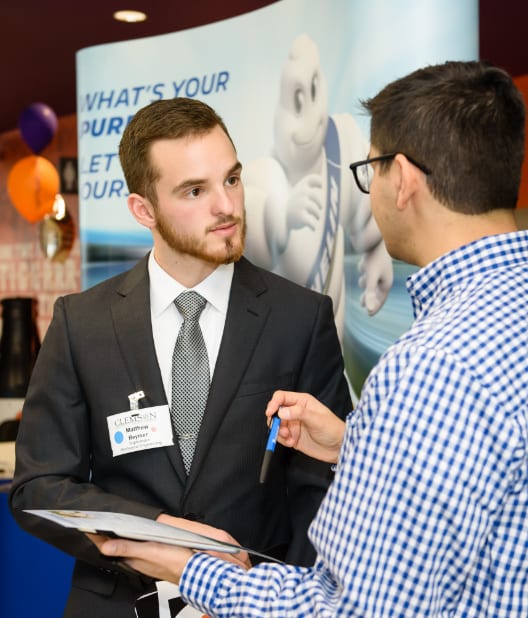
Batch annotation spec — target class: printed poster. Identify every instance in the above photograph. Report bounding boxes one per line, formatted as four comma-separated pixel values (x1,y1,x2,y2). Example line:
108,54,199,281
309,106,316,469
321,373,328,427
77,0,478,396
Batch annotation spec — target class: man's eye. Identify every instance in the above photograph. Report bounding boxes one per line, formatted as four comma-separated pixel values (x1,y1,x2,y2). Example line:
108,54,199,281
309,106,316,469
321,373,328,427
187,187,201,197
226,176,239,187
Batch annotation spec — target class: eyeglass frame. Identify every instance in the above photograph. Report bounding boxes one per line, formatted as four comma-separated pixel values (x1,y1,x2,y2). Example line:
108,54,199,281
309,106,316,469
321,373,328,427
349,153,432,194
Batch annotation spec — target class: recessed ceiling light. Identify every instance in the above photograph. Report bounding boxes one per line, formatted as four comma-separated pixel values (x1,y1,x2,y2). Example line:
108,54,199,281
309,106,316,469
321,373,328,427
113,10,147,23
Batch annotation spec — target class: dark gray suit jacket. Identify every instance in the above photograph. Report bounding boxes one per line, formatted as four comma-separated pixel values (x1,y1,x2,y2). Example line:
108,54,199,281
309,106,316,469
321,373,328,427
10,255,351,618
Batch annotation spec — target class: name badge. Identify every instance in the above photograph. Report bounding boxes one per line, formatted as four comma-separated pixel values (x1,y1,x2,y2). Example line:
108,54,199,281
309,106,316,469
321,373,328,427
107,405,174,457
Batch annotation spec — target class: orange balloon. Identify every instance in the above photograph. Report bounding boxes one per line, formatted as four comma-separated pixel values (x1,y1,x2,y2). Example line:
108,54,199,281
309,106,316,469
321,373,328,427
7,155,59,223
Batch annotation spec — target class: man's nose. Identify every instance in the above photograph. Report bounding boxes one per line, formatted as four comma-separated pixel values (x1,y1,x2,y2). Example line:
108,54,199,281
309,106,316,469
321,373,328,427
212,187,236,215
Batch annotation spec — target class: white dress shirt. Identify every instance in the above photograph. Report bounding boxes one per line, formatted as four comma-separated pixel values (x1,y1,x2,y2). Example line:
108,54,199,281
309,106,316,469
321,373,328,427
148,251,233,402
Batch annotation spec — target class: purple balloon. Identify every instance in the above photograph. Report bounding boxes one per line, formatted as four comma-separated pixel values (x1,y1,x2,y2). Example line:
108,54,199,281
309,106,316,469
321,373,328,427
18,102,58,154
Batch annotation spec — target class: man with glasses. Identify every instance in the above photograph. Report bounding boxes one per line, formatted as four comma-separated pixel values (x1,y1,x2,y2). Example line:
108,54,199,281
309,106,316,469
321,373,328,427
89,60,528,616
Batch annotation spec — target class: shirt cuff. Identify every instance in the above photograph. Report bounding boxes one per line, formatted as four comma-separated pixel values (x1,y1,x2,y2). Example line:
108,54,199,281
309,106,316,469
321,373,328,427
179,552,243,615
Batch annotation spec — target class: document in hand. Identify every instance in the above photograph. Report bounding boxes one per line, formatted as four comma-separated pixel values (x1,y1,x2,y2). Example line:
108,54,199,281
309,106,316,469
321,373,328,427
25,509,241,552
24,509,282,562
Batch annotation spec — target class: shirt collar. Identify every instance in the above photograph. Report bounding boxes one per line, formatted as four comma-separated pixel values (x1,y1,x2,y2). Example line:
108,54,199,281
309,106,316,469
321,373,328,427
407,230,528,318
148,251,234,317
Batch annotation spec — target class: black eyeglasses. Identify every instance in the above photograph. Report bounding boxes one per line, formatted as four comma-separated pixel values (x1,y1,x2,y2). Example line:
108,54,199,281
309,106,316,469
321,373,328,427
349,153,431,194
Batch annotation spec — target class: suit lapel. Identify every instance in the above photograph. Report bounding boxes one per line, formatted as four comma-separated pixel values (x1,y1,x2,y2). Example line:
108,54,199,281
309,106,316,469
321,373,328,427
185,258,269,493
111,254,188,483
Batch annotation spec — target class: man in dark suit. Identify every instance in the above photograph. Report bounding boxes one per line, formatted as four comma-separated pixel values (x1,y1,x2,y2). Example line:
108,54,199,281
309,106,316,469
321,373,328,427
9,97,351,618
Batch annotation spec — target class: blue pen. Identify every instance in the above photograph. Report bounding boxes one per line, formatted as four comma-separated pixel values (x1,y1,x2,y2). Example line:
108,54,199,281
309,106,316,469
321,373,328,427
259,411,281,483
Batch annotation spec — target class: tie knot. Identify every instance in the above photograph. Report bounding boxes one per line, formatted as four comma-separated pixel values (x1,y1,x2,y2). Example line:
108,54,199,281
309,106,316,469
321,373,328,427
175,291,207,321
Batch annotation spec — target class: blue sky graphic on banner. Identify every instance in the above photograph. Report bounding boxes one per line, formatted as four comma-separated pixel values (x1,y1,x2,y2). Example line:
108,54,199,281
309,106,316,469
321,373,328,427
77,0,478,397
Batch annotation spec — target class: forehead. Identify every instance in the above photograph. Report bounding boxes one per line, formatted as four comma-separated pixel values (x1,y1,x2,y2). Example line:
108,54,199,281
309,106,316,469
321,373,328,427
149,126,237,175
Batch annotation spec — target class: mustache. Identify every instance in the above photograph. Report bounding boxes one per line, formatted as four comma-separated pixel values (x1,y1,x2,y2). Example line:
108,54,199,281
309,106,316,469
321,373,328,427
206,215,243,232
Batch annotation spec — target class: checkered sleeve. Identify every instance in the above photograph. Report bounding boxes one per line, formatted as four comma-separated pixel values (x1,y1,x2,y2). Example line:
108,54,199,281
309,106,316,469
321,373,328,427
179,552,330,617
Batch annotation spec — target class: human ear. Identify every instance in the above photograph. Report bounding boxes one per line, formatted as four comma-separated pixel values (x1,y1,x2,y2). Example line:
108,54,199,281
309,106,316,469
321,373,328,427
394,153,420,210
127,193,156,229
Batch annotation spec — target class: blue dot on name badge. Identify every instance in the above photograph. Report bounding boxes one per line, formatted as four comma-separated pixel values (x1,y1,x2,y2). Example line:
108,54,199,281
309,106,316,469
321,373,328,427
114,431,124,444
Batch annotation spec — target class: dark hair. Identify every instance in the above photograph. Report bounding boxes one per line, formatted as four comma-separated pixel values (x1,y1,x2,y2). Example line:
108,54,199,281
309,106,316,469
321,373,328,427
362,61,525,213
119,97,234,205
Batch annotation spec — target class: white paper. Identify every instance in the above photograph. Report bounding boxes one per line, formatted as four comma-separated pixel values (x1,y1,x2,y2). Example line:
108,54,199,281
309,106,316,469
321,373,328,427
24,509,239,553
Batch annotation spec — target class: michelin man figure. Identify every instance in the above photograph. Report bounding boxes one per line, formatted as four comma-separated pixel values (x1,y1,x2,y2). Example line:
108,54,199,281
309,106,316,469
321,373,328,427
243,34,393,340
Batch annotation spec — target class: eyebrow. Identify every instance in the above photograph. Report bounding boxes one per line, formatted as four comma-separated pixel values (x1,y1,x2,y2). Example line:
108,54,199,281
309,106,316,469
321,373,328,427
174,161,243,194
229,161,243,176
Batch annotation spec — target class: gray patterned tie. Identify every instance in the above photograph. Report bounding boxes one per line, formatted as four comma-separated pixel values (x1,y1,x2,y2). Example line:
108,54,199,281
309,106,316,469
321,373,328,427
171,291,209,474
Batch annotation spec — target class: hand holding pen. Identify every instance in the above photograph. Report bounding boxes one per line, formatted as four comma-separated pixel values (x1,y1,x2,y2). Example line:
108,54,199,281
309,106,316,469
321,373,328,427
263,390,346,465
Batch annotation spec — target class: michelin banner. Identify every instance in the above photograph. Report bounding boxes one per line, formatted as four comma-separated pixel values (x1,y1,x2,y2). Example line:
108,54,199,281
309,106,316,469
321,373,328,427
77,0,478,396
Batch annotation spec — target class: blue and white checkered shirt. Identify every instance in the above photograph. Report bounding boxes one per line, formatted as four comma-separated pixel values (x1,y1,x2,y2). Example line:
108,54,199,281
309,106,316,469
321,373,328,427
180,231,528,617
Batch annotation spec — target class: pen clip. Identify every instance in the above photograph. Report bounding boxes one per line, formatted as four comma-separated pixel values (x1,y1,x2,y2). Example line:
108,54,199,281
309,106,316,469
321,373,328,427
265,413,281,450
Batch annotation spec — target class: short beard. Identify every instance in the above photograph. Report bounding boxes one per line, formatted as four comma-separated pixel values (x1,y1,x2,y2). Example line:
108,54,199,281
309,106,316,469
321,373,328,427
155,211,246,265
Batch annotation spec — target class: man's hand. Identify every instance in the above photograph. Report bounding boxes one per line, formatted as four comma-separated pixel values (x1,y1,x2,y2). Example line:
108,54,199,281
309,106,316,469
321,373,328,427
156,513,251,569
86,516,251,584
265,390,346,463
87,533,194,584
